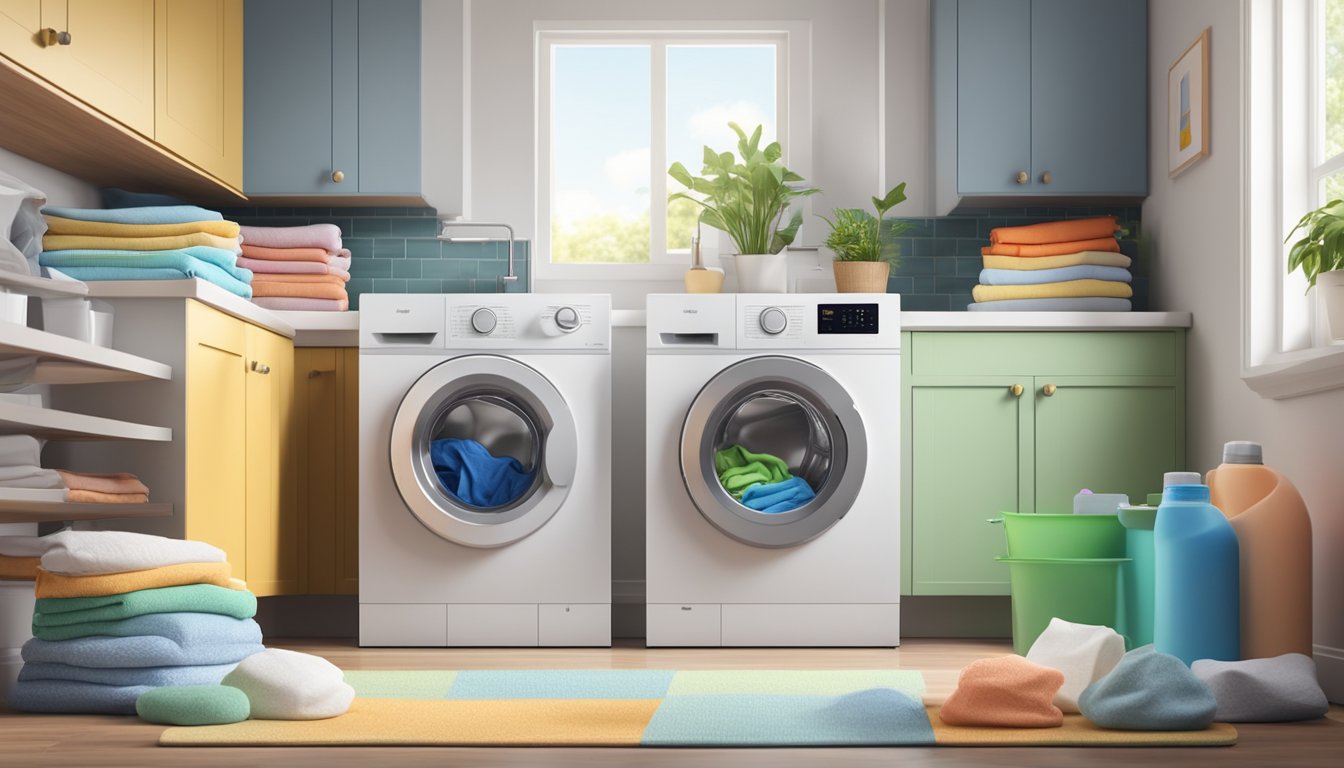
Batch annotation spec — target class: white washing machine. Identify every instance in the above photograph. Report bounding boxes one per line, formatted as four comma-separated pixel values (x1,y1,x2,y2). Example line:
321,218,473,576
359,293,611,646
645,293,900,647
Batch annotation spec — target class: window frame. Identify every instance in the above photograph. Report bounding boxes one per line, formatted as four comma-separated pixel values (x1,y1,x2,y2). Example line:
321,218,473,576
533,20,810,282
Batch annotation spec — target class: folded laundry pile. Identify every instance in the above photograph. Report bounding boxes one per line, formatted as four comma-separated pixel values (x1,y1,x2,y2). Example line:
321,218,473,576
55,470,149,504
970,216,1133,312
714,444,816,513
6,531,263,715
0,435,64,494
38,205,252,298
430,438,536,508
238,224,351,311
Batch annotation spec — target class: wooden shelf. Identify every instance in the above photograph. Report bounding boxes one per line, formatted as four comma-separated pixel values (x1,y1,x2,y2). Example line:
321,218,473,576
0,323,172,385
0,500,172,525
0,401,171,442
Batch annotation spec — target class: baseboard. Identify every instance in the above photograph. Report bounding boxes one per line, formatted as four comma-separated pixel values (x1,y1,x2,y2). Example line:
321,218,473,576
1315,644,1344,705
899,596,1012,638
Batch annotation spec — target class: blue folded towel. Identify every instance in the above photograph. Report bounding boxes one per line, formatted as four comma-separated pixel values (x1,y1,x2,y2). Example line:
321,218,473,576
740,476,816,514
8,679,150,715
978,265,1132,286
41,205,223,225
18,661,236,687
42,266,253,299
430,438,536,508
42,247,249,280
21,614,263,668
966,297,1132,312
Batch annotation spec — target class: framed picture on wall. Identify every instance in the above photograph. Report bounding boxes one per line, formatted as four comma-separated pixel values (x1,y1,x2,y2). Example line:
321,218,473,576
1169,28,1211,177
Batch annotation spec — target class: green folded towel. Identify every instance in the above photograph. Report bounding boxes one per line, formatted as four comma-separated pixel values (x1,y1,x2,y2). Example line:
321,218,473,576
33,584,257,633
714,444,793,499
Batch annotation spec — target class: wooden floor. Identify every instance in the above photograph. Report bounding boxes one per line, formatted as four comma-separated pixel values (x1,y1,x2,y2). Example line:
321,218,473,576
2,638,1341,767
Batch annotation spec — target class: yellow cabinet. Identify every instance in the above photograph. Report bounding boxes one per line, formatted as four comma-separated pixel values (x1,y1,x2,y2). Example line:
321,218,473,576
243,323,301,596
0,0,154,134
154,0,243,189
294,347,358,594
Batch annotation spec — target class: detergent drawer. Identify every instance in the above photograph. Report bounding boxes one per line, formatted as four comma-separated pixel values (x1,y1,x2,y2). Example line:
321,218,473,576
646,603,721,646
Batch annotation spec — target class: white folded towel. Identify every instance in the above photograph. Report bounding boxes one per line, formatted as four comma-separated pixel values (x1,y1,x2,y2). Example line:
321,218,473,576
0,465,65,489
40,530,227,576
222,648,354,720
0,435,46,467
1025,617,1126,713
0,535,51,558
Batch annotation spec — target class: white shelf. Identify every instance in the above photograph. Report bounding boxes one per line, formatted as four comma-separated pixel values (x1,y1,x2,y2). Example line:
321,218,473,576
0,271,87,299
0,322,172,384
0,500,172,524
0,401,171,442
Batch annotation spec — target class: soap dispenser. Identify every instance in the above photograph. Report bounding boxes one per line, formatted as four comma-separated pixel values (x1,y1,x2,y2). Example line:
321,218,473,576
683,221,724,294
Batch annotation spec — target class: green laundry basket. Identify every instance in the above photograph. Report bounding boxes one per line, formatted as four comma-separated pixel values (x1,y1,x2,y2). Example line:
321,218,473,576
997,556,1130,655
994,511,1126,559
1118,505,1159,649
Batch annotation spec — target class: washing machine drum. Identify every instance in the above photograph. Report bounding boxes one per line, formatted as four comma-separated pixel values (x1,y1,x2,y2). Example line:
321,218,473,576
389,355,578,548
680,355,868,548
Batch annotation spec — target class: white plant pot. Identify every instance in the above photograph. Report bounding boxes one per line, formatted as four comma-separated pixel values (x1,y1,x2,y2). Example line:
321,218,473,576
1319,269,1344,342
733,253,788,293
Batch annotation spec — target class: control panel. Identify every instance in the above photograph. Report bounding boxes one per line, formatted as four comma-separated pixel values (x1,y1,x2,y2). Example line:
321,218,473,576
818,303,879,334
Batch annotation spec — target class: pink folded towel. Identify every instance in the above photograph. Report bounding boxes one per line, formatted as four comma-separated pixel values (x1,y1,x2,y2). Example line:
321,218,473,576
237,257,349,277
240,224,343,253
252,297,350,311
330,255,351,271
54,470,150,496
240,244,333,263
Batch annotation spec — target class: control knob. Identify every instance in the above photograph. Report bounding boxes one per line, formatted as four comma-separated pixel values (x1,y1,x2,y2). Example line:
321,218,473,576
470,307,497,335
759,307,788,335
554,306,581,332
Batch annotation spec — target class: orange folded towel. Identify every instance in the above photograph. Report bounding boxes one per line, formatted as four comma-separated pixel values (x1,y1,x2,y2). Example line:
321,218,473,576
66,489,150,504
248,272,350,284
250,282,349,301
990,216,1119,245
35,561,237,598
54,470,149,496
982,237,1121,258
240,244,334,263
938,656,1065,728
0,554,39,580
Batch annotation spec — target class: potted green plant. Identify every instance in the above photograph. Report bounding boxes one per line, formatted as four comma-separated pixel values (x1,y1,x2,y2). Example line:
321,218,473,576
668,123,820,293
818,183,911,293
1286,198,1344,341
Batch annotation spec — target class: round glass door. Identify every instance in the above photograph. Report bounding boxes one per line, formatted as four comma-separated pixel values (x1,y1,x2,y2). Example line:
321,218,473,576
680,356,867,548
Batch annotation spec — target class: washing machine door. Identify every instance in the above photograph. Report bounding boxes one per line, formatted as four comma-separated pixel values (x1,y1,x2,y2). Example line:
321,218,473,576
389,354,578,548
680,355,867,548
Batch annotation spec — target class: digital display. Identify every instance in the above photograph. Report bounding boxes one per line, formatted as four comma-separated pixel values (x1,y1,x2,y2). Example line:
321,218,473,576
818,303,879,334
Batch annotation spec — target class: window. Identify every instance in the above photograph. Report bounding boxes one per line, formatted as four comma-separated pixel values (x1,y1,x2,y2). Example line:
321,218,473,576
536,25,801,278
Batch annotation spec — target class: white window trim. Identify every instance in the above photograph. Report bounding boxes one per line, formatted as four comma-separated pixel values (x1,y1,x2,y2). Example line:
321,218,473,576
533,20,812,282
1241,0,1344,399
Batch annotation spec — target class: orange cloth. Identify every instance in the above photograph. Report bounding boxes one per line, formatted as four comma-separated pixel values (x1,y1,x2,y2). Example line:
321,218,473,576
982,237,1121,258
250,281,349,301
54,470,149,496
248,272,350,284
990,216,1119,245
939,656,1065,728
0,554,39,580
35,561,236,598
66,489,150,504
240,244,333,263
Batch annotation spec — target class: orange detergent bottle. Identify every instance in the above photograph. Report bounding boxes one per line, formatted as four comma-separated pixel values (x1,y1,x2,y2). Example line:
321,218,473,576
1205,441,1313,659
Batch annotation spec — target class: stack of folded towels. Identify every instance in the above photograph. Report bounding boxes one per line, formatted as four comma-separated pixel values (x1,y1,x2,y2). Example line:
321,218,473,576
970,215,1133,311
0,436,150,506
238,224,351,311
37,206,253,299
0,436,64,497
7,531,263,715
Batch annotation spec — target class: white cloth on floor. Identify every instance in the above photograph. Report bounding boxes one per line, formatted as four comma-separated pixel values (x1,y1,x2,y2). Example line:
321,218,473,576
0,534,50,557
1025,617,1126,714
221,648,354,720
40,530,227,576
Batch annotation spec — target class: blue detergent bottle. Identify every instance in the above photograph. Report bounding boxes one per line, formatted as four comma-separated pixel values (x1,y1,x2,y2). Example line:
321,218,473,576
1154,483,1240,665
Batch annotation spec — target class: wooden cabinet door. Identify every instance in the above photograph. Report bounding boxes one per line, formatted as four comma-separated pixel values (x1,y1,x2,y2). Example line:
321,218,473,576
155,0,242,189
296,347,359,594
184,302,247,574
909,377,1031,595
0,0,154,135
1030,0,1147,195
356,0,420,194
955,0,1032,195
244,325,300,596
1032,377,1181,514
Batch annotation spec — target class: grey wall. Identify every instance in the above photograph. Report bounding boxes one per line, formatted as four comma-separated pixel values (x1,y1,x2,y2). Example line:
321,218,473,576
0,146,98,209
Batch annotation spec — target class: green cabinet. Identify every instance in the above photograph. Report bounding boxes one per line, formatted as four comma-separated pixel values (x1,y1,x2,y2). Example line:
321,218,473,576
902,331,1186,596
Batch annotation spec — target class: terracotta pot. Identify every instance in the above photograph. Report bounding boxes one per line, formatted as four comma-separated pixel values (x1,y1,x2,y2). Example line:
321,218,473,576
1318,269,1344,341
833,261,890,293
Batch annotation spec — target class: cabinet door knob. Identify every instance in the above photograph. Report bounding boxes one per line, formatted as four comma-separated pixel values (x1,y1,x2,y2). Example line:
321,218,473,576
57,30,70,45
1015,170,1029,185
1042,383,1057,397
331,170,345,183
251,361,271,375
1040,171,1052,185
1011,383,1024,397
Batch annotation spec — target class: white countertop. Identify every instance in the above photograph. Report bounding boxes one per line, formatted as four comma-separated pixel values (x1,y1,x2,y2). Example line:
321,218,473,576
611,309,1191,330
266,310,360,347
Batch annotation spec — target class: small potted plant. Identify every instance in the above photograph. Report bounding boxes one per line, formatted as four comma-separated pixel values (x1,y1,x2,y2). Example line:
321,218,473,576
668,123,819,293
1286,198,1344,341
819,183,911,293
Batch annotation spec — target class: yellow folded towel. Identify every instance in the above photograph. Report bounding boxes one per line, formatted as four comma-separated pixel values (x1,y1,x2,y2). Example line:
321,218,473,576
66,489,151,504
0,554,39,580
972,279,1134,303
35,561,237,598
982,251,1132,271
43,215,241,239
42,232,242,253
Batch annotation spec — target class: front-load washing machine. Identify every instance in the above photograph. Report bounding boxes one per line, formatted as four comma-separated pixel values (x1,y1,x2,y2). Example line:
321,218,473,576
645,293,900,647
359,293,611,646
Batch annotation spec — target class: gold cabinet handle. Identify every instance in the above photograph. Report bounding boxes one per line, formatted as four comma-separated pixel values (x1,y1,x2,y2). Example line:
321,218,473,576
1015,170,1029,185
39,28,69,46
307,369,336,379
331,170,345,183
1011,383,1024,397
1042,383,1057,397
251,360,271,375
1040,171,1053,185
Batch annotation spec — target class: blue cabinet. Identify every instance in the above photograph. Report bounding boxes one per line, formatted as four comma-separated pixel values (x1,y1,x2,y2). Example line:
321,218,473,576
933,0,1147,213
244,0,421,199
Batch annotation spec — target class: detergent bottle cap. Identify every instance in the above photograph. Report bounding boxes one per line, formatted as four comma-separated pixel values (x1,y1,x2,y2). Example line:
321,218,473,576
1222,441,1264,465
1163,471,1201,488
1164,484,1210,503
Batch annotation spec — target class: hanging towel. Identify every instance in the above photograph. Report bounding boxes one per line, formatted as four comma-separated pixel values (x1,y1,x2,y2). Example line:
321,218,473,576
239,244,335,263
45,267,253,299
20,616,264,668
739,476,816,514
7,679,154,715
982,251,1132,271
35,561,237,599
66,489,149,504
28,610,262,645
981,238,1121,258
43,215,241,239
239,224,343,253
52,471,149,496
42,231,242,253
972,279,1133,303
0,554,39,580
34,584,257,628
978,265,1131,285
18,661,237,688
40,205,223,225
713,444,792,499
989,216,1120,245
249,281,347,301
40,530,226,577
236,256,349,276
251,297,350,312
967,297,1133,312
429,438,535,508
